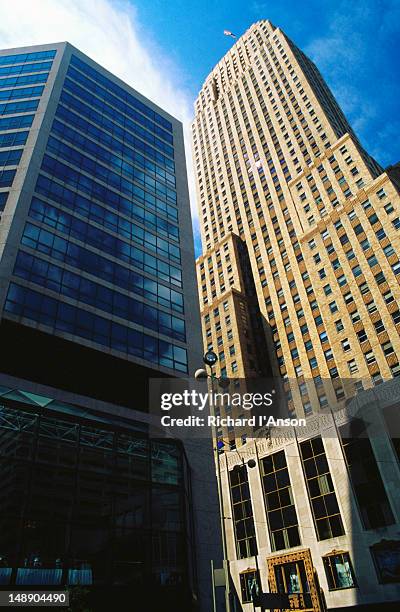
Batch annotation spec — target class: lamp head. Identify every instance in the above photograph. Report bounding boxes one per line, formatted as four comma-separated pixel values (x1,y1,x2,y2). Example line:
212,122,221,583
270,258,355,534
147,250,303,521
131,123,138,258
203,350,218,367
194,368,208,380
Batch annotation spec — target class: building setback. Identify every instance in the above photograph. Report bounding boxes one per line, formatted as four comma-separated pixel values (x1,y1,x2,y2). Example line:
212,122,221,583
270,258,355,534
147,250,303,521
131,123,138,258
0,42,220,611
193,20,400,610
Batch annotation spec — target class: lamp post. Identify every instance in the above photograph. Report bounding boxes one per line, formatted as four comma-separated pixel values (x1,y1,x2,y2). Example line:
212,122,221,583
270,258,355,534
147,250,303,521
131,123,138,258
195,350,256,612
196,350,232,612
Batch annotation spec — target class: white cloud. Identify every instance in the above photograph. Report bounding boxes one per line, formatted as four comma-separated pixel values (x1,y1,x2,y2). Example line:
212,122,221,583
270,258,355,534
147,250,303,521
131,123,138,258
0,0,199,233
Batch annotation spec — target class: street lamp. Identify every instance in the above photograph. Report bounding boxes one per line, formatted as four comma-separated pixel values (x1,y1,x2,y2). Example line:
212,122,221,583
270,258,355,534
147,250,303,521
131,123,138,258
196,350,256,612
203,349,218,367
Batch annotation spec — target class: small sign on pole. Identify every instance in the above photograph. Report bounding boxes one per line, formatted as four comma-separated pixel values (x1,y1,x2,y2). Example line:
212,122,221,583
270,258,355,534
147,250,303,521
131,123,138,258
213,567,226,587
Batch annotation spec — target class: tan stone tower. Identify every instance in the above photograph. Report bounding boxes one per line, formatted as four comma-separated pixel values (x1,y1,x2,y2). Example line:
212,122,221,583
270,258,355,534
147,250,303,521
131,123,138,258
192,21,400,611
193,19,400,419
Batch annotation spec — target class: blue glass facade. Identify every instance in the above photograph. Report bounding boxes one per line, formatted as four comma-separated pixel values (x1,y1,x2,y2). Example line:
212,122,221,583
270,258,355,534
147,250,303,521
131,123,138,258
0,51,51,202
0,45,189,374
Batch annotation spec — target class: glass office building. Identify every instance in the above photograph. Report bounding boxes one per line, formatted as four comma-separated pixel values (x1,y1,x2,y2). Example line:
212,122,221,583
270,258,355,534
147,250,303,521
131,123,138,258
0,44,219,611
0,43,200,379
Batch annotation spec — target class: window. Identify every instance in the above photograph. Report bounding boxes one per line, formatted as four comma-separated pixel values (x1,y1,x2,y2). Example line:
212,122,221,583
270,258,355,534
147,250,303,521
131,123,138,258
365,351,375,365
383,290,394,304
392,310,400,325
370,541,400,584
299,437,345,540
366,300,377,314
392,262,400,275
375,271,386,285
348,360,358,374
323,552,356,590
329,366,339,378
341,339,351,352
374,319,385,334
335,320,344,332
357,329,368,343
319,394,328,408
229,465,257,559
261,450,301,551
240,570,261,603
351,311,361,324
382,341,394,356
340,430,395,529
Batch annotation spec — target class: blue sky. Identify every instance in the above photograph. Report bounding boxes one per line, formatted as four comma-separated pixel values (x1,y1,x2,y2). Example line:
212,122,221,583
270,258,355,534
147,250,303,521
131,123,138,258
138,0,400,169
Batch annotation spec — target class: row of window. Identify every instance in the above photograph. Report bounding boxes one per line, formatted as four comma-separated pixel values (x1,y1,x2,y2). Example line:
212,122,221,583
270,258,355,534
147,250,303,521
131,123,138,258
13,251,185,342
229,434,394,560
0,71,49,89
4,282,188,372
70,55,172,133
0,98,39,116
20,224,182,311
240,549,357,604
0,85,44,102
51,117,176,198
0,50,56,66
67,63,173,145
59,89,174,172
28,197,180,264
0,148,23,166
45,134,177,205
0,169,16,188
41,154,177,224
63,75,173,159
0,113,34,131
35,173,179,245
54,106,176,186
0,131,29,148
0,60,52,77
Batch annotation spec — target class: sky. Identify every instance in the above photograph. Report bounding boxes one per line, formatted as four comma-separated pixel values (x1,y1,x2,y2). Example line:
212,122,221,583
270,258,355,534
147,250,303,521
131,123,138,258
0,0,399,256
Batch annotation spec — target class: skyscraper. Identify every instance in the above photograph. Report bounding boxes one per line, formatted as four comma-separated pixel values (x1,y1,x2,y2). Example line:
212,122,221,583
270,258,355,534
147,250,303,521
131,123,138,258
193,20,400,610
194,19,400,417
0,42,220,611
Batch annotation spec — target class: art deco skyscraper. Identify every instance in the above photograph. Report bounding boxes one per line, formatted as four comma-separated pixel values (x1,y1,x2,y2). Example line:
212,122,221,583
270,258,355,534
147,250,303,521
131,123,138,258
194,20,400,418
193,21,400,610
